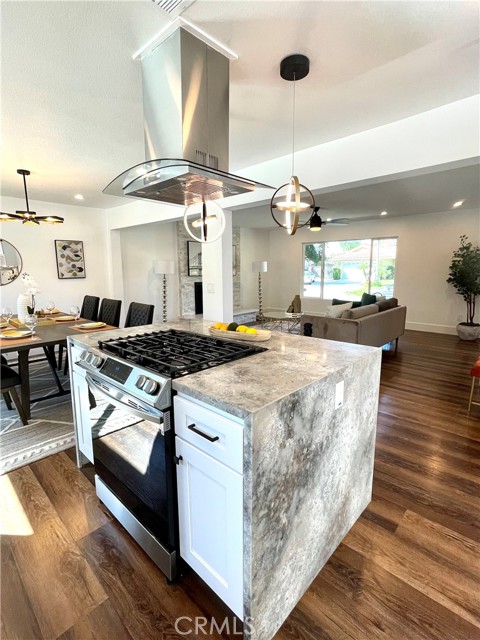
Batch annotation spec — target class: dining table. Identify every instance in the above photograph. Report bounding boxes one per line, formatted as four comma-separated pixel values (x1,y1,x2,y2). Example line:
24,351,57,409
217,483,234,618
0,315,115,419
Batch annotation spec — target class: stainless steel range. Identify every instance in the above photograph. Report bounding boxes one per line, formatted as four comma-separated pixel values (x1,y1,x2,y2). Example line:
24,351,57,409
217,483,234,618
73,328,266,580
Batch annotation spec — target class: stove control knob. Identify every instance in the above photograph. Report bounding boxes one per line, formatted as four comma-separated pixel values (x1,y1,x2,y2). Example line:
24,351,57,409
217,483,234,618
89,355,103,369
135,375,148,390
143,379,160,395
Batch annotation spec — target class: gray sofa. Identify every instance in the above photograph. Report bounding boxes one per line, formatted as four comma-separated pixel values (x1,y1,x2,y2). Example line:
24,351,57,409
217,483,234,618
300,300,407,349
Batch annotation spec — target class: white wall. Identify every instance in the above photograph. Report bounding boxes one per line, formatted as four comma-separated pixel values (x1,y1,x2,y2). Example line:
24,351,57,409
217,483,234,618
239,227,271,310
263,208,480,334
236,96,480,197
119,221,178,324
0,196,109,313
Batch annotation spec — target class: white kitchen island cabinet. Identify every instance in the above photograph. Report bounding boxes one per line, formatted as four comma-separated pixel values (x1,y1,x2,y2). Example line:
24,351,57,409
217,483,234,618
174,394,244,617
68,319,381,640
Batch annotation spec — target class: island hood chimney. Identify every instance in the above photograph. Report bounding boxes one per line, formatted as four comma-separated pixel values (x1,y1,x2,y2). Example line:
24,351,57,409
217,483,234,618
104,27,271,206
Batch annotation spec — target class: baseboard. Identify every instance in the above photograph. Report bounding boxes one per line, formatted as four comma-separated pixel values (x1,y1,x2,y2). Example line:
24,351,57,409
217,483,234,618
405,321,457,335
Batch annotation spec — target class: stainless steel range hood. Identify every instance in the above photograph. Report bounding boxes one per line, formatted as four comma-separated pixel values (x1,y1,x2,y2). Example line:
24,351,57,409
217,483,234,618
104,27,271,206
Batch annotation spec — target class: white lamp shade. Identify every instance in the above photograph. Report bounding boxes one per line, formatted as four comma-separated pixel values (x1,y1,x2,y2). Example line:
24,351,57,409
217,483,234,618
252,260,268,273
154,260,175,275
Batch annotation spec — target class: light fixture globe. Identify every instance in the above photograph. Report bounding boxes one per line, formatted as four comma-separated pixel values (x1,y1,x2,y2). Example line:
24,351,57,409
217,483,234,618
184,200,226,243
270,177,315,235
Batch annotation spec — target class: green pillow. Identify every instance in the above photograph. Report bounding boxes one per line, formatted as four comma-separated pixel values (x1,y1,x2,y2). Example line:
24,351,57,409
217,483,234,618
361,292,377,306
332,298,361,308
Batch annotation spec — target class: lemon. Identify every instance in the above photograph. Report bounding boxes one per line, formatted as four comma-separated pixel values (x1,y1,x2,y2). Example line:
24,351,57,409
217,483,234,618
246,327,257,335
214,322,222,329
236,325,248,333
220,323,229,331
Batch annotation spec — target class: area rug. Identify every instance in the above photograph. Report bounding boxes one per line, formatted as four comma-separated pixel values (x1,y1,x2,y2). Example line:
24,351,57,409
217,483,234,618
0,360,74,475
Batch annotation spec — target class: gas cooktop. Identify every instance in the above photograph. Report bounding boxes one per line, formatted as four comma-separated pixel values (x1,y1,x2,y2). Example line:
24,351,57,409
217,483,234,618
98,328,267,379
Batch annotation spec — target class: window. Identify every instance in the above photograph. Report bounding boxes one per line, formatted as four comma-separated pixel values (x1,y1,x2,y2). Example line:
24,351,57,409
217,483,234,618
303,237,397,300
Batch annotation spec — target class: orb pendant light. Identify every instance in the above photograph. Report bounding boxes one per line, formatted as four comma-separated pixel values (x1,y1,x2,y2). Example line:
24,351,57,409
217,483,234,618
184,199,226,243
270,55,315,236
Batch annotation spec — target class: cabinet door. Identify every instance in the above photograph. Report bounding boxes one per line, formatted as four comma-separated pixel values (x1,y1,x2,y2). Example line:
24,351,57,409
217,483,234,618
176,437,244,619
71,371,94,463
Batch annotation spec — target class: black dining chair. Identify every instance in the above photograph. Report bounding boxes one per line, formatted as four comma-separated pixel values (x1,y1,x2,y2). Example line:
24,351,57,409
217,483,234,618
80,295,100,321
124,302,155,328
1,362,28,425
98,298,122,328
58,295,101,371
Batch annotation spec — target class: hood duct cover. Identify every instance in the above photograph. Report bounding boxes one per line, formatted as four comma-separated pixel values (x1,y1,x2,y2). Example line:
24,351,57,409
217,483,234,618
104,27,271,206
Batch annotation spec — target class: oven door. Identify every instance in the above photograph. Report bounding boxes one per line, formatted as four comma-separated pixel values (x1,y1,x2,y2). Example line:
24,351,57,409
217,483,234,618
84,373,178,573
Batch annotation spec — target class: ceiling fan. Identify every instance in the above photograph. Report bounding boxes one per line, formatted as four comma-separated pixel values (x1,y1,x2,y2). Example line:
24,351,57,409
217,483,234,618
309,207,350,229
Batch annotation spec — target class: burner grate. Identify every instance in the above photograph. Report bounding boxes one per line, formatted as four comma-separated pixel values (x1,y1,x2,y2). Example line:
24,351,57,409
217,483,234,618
98,329,266,378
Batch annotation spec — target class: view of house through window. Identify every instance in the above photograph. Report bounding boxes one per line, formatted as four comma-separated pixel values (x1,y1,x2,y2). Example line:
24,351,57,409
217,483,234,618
303,237,397,299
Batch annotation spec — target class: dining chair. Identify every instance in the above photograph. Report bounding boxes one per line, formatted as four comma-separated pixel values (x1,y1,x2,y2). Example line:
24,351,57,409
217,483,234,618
124,302,155,328
98,298,122,328
81,295,100,321
58,295,100,370
1,362,28,425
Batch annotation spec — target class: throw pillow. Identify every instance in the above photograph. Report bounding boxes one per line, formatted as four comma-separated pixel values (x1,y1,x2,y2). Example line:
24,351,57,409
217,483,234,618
361,292,377,306
377,297,399,312
325,302,352,318
343,304,380,320
332,298,362,308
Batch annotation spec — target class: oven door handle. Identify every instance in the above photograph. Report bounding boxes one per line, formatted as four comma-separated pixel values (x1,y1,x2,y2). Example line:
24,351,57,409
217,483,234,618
85,374,168,434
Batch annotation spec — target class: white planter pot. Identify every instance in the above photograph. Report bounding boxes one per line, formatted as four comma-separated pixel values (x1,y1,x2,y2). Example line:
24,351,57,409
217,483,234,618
456,323,480,341
17,293,30,324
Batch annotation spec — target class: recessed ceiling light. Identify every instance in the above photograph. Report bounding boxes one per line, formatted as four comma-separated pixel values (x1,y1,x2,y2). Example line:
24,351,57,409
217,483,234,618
453,200,465,208
74,194,84,201
380,211,388,216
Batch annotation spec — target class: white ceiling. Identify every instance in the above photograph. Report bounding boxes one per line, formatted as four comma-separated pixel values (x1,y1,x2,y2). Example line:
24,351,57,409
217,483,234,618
232,163,480,229
1,0,479,210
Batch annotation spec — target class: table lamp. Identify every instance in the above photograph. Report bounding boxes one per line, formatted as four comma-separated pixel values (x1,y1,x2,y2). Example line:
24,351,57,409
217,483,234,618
252,261,268,319
154,260,175,322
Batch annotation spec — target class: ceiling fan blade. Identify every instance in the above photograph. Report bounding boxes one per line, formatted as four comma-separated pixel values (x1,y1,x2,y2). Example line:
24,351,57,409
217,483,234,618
324,218,350,225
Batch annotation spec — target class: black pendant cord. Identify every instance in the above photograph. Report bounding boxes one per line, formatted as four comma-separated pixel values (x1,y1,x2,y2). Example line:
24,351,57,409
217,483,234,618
202,201,207,242
292,72,296,177
22,172,31,213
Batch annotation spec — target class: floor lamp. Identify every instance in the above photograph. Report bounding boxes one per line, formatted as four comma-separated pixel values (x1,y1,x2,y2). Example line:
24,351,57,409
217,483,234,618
252,261,268,321
154,260,175,322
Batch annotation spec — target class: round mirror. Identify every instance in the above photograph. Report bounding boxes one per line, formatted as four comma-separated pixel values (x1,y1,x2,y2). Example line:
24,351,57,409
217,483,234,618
0,239,23,286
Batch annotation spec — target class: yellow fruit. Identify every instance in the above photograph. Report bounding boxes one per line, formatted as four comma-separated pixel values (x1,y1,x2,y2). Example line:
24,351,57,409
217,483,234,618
214,322,222,329
245,328,257,335
236,325,248,332
220,323,229,331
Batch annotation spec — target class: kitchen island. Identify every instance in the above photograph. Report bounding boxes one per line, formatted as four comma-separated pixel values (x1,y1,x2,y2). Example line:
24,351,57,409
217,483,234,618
68,320,381,640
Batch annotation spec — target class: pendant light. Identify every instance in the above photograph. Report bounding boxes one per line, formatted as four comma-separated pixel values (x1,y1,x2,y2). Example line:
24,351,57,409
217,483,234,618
270,55,315,236
184,199,226,243
0,170,64,225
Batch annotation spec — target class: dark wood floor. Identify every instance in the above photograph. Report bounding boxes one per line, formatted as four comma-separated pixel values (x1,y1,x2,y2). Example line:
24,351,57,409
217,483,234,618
2,330,479,640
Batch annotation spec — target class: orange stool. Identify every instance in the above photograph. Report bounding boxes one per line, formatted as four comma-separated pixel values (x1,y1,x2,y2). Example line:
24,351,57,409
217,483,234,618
468,356,480,415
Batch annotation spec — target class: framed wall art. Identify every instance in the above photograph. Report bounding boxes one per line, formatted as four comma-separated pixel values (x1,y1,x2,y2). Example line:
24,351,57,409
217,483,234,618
54,240,86,279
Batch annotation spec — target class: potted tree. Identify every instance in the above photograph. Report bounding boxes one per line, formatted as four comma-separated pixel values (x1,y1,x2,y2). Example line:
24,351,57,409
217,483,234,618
447,235,480,340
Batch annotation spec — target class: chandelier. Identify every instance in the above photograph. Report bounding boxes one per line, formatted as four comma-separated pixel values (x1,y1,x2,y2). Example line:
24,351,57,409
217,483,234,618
0,169,64,225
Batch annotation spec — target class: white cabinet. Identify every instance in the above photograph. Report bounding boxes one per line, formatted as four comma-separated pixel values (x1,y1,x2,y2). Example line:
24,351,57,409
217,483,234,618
174,395,244,619
69,344,94,464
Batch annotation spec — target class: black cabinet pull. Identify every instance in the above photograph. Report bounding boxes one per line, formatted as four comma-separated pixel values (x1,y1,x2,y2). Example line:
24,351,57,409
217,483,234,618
174,455,183,465
187,423,219,442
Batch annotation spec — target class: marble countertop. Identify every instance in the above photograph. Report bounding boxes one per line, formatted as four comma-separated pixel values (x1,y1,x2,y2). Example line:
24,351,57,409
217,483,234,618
69,319,378,419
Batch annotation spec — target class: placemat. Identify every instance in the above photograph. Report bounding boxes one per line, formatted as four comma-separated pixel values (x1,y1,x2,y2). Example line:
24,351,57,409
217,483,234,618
10,317,55,328
0,334,41,347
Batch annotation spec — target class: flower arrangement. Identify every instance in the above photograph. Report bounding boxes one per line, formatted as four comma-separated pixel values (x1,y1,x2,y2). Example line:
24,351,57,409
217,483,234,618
22,273,40,314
